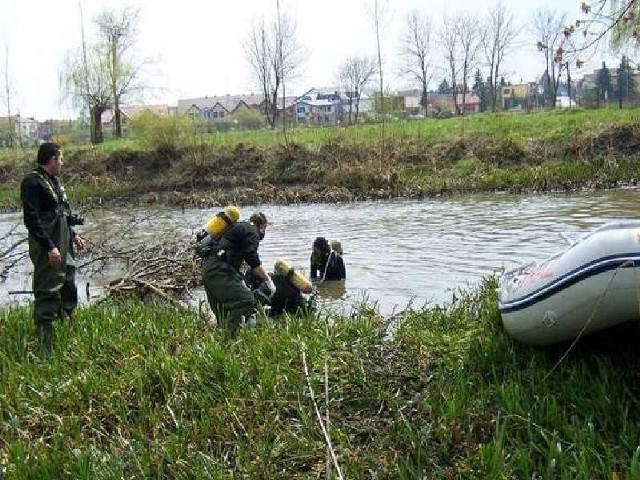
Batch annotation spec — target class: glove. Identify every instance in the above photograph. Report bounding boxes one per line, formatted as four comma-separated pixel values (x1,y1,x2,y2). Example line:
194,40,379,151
265,278,277,299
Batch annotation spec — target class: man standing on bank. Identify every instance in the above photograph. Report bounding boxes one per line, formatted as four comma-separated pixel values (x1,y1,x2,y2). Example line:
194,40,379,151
20,142,85,353
201,212,275,334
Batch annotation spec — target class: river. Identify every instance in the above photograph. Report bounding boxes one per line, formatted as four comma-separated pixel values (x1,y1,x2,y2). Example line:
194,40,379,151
2,188,640,315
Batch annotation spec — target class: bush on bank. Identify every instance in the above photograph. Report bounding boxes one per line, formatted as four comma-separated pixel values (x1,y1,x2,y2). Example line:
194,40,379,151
2,278,640,478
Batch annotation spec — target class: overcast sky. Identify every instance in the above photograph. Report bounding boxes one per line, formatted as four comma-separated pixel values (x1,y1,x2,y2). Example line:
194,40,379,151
0,0,608,120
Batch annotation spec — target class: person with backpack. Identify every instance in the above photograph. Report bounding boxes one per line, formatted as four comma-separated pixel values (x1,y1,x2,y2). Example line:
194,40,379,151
200,212,274,334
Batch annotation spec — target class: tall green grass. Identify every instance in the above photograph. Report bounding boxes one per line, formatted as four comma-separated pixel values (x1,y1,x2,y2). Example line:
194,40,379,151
2,278,639,478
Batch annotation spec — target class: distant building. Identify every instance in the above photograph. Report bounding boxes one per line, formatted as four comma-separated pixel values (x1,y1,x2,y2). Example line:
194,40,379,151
418,92,481,116
292,88,343,124
177,95,264,122
287,87,373,124
502,82,536,110
101,104,172,126
0,115,39,146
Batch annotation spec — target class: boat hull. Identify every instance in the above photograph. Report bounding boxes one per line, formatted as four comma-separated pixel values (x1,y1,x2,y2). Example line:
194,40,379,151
499,221,640,346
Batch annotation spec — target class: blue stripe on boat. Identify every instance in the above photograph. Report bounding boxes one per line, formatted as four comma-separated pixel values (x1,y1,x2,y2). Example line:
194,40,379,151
499,252,640,314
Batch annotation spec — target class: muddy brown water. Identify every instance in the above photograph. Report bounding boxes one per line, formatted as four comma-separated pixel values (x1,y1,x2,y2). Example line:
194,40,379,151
2,189,640,316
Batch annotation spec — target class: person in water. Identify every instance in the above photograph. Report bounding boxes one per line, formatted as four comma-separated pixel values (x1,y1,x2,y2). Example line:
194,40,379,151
330,239,346,276
246,260,314,317
310,236,346,281
200,212,274,334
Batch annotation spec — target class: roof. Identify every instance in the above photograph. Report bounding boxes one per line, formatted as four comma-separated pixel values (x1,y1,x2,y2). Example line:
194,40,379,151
177,94,264,114
264,96,302,109
101,104,170,124
296,99,336,107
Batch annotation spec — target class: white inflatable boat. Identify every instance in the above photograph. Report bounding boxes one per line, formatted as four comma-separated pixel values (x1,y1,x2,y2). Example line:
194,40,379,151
498,220,640,346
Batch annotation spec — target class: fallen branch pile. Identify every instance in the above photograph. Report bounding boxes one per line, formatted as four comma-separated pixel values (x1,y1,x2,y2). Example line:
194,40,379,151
100,240,201,306
72,211,202,305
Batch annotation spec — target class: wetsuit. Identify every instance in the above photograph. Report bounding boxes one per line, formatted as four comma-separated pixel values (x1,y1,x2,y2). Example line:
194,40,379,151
247,271,310,317
20,167,78,349
311,251,346,281
201,221,261,333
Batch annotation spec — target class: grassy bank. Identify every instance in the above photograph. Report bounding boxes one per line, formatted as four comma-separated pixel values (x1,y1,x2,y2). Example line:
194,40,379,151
2,108,640,210
2,278,640,478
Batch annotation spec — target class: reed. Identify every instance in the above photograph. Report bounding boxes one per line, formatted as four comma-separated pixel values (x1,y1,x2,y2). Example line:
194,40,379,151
2,278,639,478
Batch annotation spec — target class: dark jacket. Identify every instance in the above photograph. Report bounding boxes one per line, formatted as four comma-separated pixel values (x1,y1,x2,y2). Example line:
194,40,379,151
310,251,346,281
245,271,309,316
20,167,74,260
204,221,261,273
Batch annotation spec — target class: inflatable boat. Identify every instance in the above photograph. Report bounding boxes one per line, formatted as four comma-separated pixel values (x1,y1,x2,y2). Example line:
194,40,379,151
498,220,640,346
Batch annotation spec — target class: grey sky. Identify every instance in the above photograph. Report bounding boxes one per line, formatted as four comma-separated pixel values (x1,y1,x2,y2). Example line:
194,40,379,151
0,0,607,119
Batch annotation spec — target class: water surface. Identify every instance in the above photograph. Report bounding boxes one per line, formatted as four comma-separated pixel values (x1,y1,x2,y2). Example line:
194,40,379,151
2,189,639,315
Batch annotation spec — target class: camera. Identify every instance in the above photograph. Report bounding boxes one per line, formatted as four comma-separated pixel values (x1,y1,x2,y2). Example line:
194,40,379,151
67,213,85,227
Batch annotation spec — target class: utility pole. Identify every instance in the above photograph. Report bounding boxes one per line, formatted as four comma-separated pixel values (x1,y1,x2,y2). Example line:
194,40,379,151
3,45,15,148
276,0,288,143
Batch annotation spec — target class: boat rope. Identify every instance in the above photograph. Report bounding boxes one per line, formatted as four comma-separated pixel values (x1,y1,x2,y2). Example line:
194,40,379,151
544,259,634,381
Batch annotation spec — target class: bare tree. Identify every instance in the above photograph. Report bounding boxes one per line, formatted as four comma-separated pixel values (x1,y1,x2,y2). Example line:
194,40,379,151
337,56,377,124
95,7,142,138
1,44,15,147
483,2,518,112
245,13,301,129
532,8,569,108
458,14,484,115
440,14,462,114
399,10,433,114
365,0,391,125
60,44,112,144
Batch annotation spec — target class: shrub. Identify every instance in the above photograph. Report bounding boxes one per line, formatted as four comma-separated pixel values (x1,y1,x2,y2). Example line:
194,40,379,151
128,111,199,157
226,108,265,131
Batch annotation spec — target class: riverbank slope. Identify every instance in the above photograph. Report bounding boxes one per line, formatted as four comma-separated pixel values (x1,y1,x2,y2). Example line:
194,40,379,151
1,108,640,210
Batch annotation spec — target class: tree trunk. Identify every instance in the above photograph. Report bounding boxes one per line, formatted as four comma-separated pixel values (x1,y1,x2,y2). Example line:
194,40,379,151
90,106,104,144
420,86,428,115
114,99,122,138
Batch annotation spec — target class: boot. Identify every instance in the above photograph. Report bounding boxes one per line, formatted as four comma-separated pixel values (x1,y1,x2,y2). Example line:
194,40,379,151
36,322,54,356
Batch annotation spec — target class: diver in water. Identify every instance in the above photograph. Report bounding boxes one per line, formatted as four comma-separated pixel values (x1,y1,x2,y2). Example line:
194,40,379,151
310,236,346,281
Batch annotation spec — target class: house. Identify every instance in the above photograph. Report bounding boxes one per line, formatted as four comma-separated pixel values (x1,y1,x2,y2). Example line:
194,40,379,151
101,104,172,134
292,88,345,124
287,87,372,124
575,65,640,106
0,115,39,146
397,89,425,116
273,96,301,122
177,95,264,122
454,93,481,114
418,92,481,116
555,95,576,108
341,91,373,122
502,82,536,110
